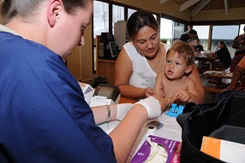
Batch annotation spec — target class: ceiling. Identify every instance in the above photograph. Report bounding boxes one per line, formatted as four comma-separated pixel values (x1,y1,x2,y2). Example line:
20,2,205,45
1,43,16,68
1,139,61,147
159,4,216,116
160,0,245,16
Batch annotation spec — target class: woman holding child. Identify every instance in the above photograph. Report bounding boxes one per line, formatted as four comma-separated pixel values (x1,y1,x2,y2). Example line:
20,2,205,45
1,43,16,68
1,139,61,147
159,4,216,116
114,10,204,103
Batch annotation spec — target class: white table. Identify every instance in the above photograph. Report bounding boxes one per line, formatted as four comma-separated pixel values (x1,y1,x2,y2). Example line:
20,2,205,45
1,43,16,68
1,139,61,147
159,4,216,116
99,111,182,162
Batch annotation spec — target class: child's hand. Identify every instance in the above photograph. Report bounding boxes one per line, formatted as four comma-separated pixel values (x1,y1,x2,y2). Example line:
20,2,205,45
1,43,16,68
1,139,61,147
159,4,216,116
174,90,191,102
151,89,164,98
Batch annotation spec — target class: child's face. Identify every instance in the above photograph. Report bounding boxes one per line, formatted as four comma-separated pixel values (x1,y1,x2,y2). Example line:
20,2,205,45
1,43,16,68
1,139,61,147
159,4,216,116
164,51,192,80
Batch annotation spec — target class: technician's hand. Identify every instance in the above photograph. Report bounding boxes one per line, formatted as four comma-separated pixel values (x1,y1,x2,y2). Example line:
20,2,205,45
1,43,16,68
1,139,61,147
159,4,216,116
174,90,191,103
135,95,175,119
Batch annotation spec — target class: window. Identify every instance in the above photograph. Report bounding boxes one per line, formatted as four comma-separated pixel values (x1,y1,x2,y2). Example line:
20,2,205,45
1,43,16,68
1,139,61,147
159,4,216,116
239,24,245,34
160,18,173,44
112,5,125,34
127,8,137,19
173,22,185,41
93,1,109,71
93,1,138,72
160,18,184,45
211,25,239,58
193,25,210,51
93,1,109,38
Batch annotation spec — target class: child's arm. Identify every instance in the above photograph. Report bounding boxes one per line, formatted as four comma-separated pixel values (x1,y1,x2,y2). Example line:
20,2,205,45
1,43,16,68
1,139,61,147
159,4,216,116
175,79,204,104
174,90,192,103
153,72,165,98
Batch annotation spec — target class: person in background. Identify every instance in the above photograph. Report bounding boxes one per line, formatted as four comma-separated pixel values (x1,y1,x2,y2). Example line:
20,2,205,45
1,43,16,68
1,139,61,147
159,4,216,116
214,41,232,69
195,38,204,53
0,0,175,162
230,26,245,72
232,26,245,55
114,10,204,100
179,29,198,43
226,56,245,91
154,40,204,104
184,24,193,34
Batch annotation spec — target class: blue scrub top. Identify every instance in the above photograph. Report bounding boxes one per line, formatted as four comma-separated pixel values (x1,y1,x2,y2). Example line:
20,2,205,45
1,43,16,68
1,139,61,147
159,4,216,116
0,32,116,163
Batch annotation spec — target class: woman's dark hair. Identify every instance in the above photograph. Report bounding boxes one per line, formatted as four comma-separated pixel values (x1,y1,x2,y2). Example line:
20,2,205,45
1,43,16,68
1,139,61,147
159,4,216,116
1,0,90,23
219,41,228,49
127,10,159,41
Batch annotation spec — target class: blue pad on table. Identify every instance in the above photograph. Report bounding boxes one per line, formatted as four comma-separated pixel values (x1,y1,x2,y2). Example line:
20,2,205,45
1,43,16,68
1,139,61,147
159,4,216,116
167,103,185,117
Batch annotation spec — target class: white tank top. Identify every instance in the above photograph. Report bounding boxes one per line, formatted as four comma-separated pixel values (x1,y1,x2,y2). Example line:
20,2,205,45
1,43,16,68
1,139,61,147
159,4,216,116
123,42,170,90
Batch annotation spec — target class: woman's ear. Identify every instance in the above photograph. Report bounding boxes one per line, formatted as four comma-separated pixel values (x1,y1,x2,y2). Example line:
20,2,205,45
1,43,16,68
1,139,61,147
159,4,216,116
185,65,193,74
47,0,62,27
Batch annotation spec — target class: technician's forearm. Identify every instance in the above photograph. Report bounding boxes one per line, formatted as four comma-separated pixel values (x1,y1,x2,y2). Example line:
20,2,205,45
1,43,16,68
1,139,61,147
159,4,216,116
110,105,148,163
91,105,117,124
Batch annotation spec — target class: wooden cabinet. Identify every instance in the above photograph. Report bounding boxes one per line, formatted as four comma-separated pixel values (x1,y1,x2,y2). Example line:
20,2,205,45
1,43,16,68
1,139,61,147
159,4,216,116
96,59,115,84
96,35,116,85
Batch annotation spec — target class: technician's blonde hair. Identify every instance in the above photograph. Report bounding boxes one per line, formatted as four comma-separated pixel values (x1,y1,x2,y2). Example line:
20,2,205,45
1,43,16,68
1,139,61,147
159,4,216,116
0,0,90,24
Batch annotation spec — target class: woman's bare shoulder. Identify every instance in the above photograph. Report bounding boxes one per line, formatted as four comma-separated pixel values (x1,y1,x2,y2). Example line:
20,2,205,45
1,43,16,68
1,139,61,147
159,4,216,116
182,75,195,84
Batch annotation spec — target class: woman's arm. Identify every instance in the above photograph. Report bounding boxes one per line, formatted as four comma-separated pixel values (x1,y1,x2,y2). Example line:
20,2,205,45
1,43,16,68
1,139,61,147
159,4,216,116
114,48,152,99
153,72,165,98
187,66,205,103
226,66,245,90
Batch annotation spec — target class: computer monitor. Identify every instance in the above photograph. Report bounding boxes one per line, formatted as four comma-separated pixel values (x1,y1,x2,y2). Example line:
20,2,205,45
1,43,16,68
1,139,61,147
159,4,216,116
109,41,118,58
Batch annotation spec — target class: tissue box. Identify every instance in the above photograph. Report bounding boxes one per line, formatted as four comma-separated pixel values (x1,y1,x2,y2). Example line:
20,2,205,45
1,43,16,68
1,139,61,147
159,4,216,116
201,136,245,163
78,82,94,104
130,135,181,163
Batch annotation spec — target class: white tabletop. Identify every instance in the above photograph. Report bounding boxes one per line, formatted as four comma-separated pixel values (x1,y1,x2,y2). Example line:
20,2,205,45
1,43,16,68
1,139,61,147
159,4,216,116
99,111,182,162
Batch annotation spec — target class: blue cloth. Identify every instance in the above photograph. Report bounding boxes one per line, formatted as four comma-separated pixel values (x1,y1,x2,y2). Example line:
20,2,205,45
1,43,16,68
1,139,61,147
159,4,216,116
0,32,116,163
167,104,185,117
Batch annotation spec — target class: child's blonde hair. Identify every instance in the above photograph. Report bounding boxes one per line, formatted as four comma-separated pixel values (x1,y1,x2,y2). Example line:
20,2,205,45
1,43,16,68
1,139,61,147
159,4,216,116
166,40,195,66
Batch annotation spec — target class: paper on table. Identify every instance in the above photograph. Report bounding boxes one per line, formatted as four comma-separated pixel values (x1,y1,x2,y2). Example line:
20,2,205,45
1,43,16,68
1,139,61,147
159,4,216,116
78,82,94,104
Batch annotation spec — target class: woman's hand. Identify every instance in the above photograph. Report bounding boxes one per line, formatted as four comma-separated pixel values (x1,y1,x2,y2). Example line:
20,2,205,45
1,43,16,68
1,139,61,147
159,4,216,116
145,87,154,97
